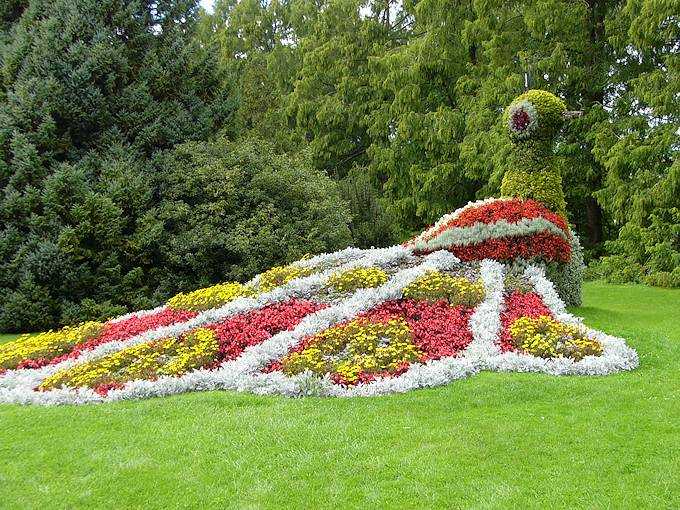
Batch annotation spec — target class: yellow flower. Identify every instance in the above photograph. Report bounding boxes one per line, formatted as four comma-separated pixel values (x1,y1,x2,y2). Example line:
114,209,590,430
281,317,421,382
257,265,314,293
509,315,603,360
403,271,485,306
167,282,255,312
39,328,220,391
166,262,314,312
0,321,104,370
327,267,388,293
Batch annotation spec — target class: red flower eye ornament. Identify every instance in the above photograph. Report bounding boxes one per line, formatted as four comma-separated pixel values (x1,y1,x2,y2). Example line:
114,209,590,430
507,99,538,139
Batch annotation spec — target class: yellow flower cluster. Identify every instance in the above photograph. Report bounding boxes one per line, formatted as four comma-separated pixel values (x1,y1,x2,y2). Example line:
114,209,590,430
403,271,485,306
281,318,421,383
0,322,104,370
327,267,388,293
166,263,314,311
509,315,603,361
39,328,219,391
256,264,314,293
167,282,255,312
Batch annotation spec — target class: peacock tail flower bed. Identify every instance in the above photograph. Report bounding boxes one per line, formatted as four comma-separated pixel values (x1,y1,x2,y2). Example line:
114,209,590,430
264,293,480,386
39,328,221,394
0,322,104,372
0,219,638,404
0,309,198,373
39,299,325,394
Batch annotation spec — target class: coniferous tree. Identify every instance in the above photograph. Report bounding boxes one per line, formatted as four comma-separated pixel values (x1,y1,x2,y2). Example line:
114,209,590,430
0,0,237,330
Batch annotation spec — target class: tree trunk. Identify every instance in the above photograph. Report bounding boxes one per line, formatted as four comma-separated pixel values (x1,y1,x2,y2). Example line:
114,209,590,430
585,195,603,246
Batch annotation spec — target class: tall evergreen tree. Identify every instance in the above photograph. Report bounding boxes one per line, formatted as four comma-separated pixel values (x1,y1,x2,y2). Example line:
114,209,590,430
368,0,624,241
0,0,237,330
205,0,308,151
367,0,479,231
587,0,679,280
287,0,410,179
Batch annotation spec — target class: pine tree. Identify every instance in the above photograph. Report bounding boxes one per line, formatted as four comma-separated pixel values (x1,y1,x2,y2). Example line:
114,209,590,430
0,0,237,330
588,0,679,281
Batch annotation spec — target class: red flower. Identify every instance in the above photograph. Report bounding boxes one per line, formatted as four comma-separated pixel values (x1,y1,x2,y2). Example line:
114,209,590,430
445,232,572,263
267,298,476,384
207,299,326,363
17,358,51,370
511,109,531,131
362,299,475,360
50,308,199,365
94,381,125,396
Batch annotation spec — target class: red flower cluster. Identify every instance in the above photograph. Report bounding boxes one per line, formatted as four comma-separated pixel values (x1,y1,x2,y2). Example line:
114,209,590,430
48,308,198,366
511,109,531,131
207,299,326,363
16,358,47,370
363,299,475,360
265,299,475,382
421,198,568,243
449,232,572,263
94,381,124,396
451,199,567,232
498,291,553,351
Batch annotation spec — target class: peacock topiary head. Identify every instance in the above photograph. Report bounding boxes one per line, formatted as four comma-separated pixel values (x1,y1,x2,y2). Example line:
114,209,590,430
505,90,567,143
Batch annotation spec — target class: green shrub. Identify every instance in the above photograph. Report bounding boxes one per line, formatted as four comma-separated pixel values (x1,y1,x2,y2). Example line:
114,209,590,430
585,209,679,288
144,138,353,290
644,270,680,289
546,233,585,307
339,169,399,248
586,255,645,284
500,90,568,217
500,166,567,217
0,138,353,331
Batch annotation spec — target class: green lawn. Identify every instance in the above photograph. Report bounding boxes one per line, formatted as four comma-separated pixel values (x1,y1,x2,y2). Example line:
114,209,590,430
1,282,678,509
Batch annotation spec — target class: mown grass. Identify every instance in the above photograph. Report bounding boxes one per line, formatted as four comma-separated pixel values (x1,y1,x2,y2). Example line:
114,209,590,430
0,282,678,509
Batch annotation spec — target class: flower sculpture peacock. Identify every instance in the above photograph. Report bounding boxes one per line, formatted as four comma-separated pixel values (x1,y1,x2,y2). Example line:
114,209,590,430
0,91,638,405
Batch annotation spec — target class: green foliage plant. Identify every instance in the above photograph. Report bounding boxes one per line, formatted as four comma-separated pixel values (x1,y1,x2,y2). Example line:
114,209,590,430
500,90,569,217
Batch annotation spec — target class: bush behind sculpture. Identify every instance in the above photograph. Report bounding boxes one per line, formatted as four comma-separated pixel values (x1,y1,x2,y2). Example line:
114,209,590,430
0,139,352,331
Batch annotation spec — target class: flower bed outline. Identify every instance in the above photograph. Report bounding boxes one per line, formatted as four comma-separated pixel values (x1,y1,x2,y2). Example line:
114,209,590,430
0,248,638,405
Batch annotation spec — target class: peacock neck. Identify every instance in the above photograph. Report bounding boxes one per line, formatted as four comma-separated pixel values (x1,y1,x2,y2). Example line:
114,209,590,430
508,139,554,173
500,138,568,218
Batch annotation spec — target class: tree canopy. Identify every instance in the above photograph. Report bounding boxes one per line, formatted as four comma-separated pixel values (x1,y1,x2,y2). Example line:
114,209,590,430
1,0,677,330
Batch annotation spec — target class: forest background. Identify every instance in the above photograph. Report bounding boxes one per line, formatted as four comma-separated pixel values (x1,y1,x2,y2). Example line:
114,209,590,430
0,0,677,331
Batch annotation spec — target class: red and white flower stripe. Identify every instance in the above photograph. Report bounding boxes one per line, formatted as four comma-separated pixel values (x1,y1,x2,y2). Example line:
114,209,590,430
405,198,572,263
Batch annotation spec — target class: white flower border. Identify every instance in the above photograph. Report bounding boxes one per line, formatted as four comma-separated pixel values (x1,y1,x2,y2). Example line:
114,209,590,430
109,246,368,323
0,250,638,405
